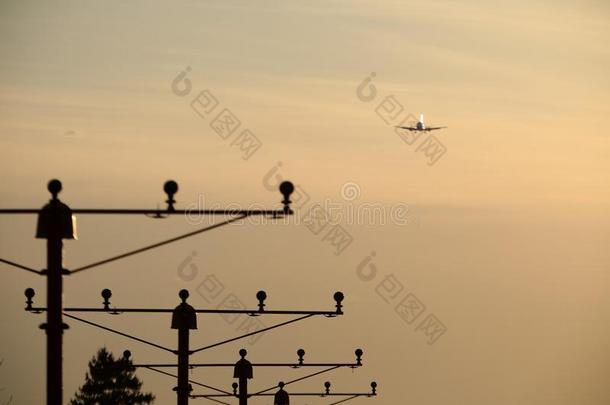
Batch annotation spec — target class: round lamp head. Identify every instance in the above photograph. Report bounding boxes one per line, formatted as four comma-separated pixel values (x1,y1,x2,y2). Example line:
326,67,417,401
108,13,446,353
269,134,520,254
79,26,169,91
101,288,112,300
164,180,178,195
333,291,344,303
25,288,35,299
48,179,62,198
256,290,267,301
179,289,190,301
279,181,294,197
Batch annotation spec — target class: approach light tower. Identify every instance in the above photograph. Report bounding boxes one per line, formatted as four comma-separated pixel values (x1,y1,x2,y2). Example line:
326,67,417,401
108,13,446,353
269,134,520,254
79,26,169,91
24,288,378,405
1,178,295,405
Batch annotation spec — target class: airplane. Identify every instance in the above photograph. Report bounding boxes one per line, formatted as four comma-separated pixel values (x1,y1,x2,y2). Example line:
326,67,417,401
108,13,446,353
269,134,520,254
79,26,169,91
396,113,446,132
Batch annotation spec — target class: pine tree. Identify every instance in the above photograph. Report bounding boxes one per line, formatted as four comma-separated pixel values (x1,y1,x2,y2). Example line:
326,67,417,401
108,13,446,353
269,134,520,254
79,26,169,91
69,348,155,405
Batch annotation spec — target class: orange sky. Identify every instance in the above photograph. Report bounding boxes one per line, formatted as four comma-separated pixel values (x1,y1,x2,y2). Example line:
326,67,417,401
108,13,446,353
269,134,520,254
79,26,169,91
1,1,609,404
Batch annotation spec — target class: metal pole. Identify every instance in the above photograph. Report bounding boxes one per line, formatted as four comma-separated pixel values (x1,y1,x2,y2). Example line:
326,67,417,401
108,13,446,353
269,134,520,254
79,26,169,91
46,236,63,405
37,180,76,405
172,290,197,405
177,326,190,405
238,376,248,405
233,349,253,405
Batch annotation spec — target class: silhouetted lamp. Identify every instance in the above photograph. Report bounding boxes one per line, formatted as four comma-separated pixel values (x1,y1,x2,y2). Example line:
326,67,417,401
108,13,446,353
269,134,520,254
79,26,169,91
36,179,77,239
256,290,267,311
355,348,363,366
297,348,305,365
324,381,331,395
171,289,197,330
24,287,35,310
101,288,112,310
122,350,135,371
334,291,344,314
233,349,253,379
279,181,294,214
370,381,377,395
232,382,238,395
274,382,290,405
164,180,179,211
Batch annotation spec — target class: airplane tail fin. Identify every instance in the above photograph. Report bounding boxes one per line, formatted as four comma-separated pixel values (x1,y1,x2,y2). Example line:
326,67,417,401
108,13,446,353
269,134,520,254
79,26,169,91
420,113,424,124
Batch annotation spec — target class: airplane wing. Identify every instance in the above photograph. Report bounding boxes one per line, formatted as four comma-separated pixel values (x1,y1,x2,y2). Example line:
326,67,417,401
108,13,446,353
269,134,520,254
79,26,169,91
395,126,419,131
425,126,447,131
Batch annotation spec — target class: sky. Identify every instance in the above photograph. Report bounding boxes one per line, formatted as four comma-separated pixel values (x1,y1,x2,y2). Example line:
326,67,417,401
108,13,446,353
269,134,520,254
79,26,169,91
0,0,609,404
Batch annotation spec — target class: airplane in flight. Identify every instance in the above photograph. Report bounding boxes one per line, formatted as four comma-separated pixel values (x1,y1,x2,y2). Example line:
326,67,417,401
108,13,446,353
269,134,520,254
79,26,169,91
396,114,446,132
